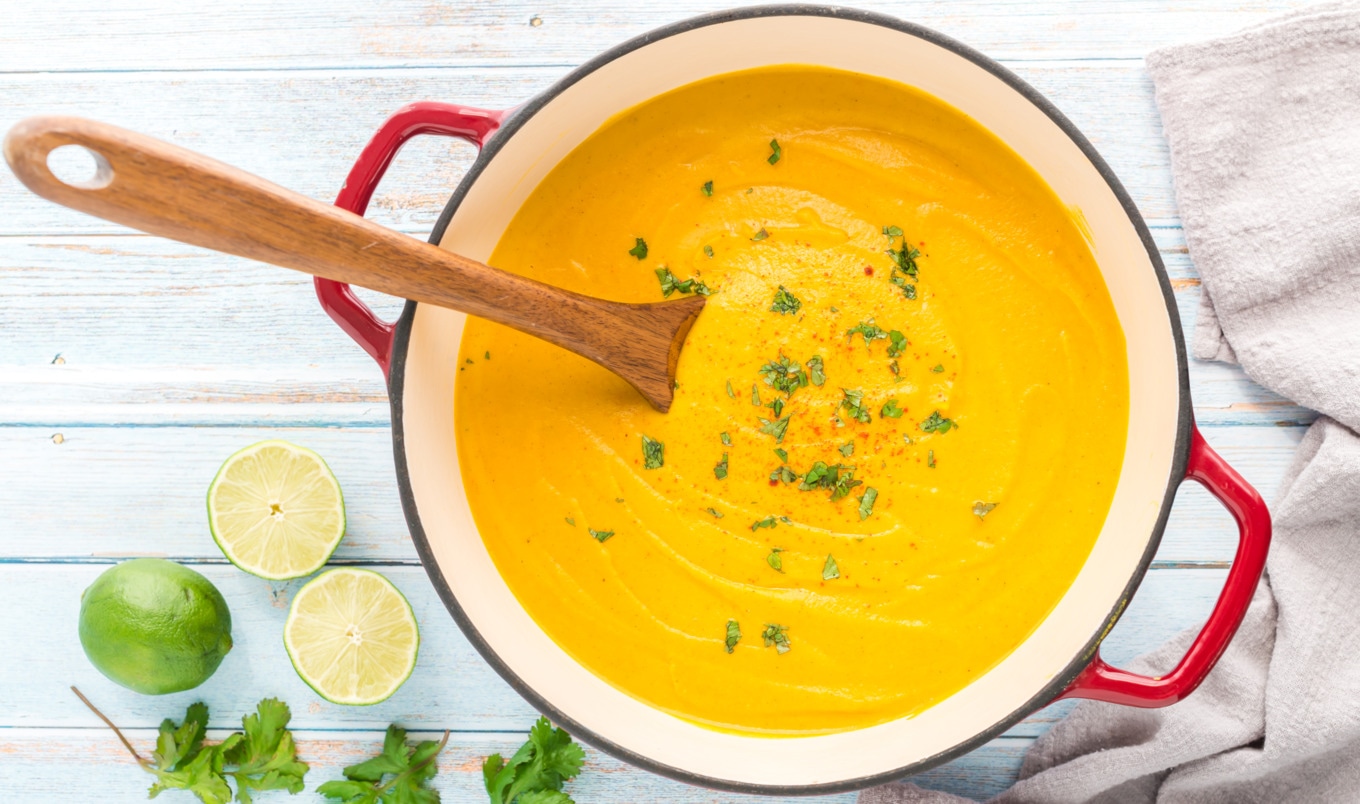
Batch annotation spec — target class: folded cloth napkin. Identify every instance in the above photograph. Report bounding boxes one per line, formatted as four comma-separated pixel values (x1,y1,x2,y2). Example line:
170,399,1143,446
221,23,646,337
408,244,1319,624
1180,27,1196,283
862,4,1360,802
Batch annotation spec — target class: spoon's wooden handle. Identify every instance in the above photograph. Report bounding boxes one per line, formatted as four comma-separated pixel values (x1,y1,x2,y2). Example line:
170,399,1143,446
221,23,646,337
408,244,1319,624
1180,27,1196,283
3,116,703,411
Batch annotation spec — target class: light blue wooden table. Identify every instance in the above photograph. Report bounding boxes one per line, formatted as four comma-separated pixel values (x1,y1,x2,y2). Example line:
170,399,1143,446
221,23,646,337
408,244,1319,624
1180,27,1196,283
0,2,1313,800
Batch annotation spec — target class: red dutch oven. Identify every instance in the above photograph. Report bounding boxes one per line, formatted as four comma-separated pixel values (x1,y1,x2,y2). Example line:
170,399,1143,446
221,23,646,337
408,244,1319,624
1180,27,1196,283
316,7,1270,794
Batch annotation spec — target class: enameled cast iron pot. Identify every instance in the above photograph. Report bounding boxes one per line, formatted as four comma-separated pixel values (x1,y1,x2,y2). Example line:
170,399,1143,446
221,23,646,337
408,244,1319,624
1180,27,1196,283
316,6,1271,794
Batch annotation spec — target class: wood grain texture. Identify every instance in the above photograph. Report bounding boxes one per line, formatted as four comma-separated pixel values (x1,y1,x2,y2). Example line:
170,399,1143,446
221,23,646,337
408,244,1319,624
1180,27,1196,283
0,424,1302,565
0,564,1225,739
0,0,1318,70
5,116,705,412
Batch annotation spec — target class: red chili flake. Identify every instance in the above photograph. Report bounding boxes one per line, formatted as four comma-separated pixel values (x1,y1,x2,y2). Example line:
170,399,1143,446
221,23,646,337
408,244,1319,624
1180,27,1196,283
863,265,874,276
769,479,779,487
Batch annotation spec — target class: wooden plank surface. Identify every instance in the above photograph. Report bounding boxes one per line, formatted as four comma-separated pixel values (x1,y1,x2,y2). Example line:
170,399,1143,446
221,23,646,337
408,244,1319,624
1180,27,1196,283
0,2,1303,801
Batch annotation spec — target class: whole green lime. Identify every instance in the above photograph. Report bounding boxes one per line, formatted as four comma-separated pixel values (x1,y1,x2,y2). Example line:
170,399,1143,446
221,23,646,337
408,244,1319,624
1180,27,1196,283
78,558,233,695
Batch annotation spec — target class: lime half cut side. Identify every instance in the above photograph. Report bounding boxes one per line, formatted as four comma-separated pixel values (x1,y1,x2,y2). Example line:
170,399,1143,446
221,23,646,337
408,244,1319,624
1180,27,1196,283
207,439,346,580
284,568,419,705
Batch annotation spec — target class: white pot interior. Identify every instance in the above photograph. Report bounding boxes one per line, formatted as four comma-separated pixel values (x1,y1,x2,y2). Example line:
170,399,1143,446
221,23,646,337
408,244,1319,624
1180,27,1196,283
399,11,1183,789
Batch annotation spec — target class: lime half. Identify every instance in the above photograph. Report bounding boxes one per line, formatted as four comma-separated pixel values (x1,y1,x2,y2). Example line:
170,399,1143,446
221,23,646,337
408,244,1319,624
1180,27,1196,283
207,440,345,580
283,568,419,705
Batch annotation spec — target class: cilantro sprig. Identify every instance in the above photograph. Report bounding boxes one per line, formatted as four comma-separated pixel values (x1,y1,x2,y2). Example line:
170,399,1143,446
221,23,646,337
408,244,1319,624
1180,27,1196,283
759,354,809,398
73,688,309,804
319,725,449,804
770,286,801,315
483,716,585,804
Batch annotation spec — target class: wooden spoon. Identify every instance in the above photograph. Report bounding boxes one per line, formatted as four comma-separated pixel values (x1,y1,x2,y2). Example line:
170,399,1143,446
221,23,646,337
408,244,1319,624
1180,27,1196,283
3,116,705,412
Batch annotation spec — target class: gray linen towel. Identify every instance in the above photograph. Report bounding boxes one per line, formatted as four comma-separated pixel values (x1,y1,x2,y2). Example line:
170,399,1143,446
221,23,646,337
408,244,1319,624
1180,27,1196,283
862,4,1360,801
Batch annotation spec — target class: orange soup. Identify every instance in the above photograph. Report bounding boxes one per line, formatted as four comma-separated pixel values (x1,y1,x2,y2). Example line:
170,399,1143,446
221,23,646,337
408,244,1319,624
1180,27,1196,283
453,66,1128,734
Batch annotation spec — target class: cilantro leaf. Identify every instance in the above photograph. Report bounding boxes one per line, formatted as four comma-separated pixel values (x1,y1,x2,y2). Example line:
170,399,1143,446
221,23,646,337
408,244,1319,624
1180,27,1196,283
882,225,904,237
714,453,729,480
857,487,878,521
886,330,908,358
822,554,840,580
768,398,785,418
320,726,447,804
767,139,782,165
726,380,736,399
840,389,871,424
759,354,809,398
839,441,855,457
751,383,761,406
725,620,741,654
761,624,791,654
751,516,777,532
973,501,998,520
146,703,233,804
703,245,714,258
881,399,904,419
932,364,945,373
706,508,725,519
720,432,732,446
920,411,956,434
224,699,308,803
751,227,770,241
758,414,791,443
770,286,801,315
701,180,714,197
846,320,887,347
483,717,584,804
805,355,826,386
628,238,647,260
766,547,784,572
928,449,936,468
770,465,799,484
588,529,614,543
655,266,710,298
641,435,664,470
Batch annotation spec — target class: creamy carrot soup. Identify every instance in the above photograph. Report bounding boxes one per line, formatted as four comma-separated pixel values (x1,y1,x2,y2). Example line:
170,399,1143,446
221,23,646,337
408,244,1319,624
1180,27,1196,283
454,66,1128,735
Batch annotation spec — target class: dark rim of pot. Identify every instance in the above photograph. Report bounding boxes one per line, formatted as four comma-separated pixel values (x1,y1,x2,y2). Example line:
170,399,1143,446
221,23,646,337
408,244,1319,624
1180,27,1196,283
386,4,1193,795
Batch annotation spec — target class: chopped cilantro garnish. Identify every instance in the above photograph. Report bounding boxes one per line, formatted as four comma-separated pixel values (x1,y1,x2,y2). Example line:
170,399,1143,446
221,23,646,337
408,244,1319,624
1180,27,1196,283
882,225,904,237
751,227,769,241
904,434,915,445
887,330,908,358
881,398,904,419
846,319,888,347
933,364,945,373
703,245,714,258
806,355,826,386
920,410,956,434
758,414,791,443
701,180,714,197
565,517,575,526
770,465,799,484
641,435,664,469
839,441,855,457
726,379,736,399
768,398,785,418
884,230,920,278
761,623,791,654
973,501,998,520
889,359,900,376
714,453,729,480
707,508,725,519
589,529,614,543
615,497,625,503
485,351,491,360
927,449,936,468
840,389,872,424
774,448,789,463
798,461,862,501
822,554,840,580
751,516,777,532
766,547,784,572
628,237,648,260
751,383,761,406
858,487,878,520
725,620,741,653
770,286,801,315
767,139,782,165
655,266,710,297
720,432,732,446
904,283,917,300
759,354,809,398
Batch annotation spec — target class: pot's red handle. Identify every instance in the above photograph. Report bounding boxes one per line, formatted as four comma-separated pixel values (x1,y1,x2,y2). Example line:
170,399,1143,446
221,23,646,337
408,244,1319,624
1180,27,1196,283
1058,423,1271,707
319,101,505,378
